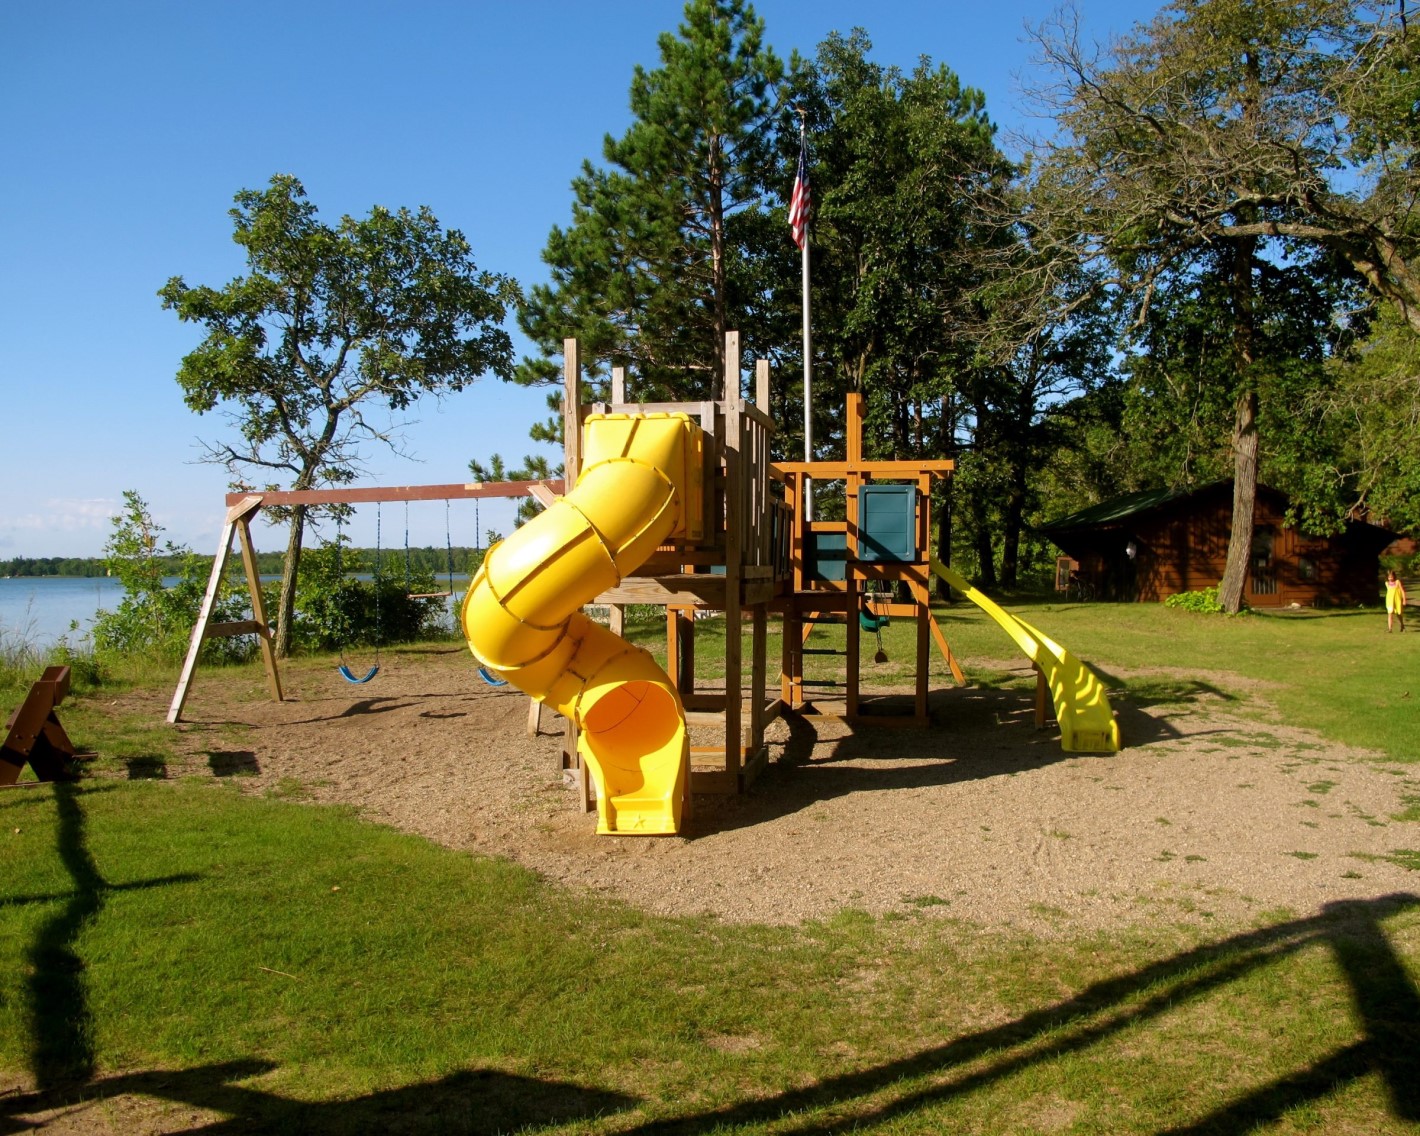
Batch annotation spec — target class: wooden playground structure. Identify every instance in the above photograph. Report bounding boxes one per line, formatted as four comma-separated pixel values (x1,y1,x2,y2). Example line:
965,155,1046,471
553,334,963,805
172,333,1109,822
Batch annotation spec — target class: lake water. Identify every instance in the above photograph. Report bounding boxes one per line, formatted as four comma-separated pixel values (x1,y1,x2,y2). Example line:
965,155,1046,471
0,576,129,648
0,575,466,651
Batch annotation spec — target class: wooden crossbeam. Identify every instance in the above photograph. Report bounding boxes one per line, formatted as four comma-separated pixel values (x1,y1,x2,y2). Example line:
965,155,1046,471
222,479,564,508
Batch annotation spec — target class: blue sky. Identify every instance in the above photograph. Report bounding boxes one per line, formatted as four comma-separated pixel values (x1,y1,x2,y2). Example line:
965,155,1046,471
2,0,1158,560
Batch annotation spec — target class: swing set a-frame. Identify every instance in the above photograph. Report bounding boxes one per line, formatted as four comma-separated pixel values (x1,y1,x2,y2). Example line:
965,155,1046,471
165,478,562,724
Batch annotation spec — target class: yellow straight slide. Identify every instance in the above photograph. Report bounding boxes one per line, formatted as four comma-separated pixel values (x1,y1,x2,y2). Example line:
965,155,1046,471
461,413,703,834
929,558,1120,753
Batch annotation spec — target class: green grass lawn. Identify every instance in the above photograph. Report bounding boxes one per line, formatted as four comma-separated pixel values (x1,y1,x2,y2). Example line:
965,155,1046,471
2,602,1419,1132
2,780,1417,1133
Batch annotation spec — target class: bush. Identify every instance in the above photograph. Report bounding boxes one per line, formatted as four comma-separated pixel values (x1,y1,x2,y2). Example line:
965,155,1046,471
291,540,451,652
92,491,254,664
1163,585,1250,615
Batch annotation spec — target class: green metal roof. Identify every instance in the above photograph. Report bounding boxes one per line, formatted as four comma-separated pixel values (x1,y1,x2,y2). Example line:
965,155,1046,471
1037,484,1197,532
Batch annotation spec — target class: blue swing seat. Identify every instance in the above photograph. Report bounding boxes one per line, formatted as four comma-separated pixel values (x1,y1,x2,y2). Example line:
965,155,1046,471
338,664,380,685
476,666,508,688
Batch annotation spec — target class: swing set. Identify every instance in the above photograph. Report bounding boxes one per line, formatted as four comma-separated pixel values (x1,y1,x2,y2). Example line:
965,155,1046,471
167,478,561,723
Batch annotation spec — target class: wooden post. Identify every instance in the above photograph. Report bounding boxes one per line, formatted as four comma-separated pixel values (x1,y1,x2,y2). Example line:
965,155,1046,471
563,337,583,485
846,575,860,718
168,495,278,724
750,605,767,749
561,337,584,782
235,513,282,705
781,601,801,709
723,333,744,782
914,575,930,721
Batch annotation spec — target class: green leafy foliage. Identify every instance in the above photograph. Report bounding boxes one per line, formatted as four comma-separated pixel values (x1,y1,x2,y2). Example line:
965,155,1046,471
1162,586,1234,615
160,173,519,656
91,491,251,663
289,541,450,652
517,0,783,404
467,452,560,530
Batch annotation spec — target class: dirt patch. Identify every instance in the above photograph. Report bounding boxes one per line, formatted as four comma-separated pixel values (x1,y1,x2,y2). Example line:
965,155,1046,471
114,644,1417,938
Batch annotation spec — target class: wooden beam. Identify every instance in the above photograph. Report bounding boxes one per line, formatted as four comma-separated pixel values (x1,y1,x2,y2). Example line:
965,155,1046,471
223,479,564,508
773,460,954,477
594,575,776,608
928,612,967,686
204,620,271,639
564,337,583,485
750,605,768,752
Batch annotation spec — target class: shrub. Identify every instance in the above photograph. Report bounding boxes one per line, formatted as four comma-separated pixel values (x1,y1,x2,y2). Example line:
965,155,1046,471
92,490,253,664
292,540,450,651
1163,585,1250,615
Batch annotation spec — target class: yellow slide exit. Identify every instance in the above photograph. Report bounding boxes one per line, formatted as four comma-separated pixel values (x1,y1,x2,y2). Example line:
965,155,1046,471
461,413,703,835
930,558,1120,754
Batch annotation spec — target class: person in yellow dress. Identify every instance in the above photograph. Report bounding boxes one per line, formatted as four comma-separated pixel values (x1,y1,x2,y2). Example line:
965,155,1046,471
1384,569,1407,633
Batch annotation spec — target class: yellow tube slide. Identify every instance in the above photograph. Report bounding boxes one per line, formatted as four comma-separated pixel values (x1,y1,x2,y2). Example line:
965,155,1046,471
929,558,1120,753
461,414,701,835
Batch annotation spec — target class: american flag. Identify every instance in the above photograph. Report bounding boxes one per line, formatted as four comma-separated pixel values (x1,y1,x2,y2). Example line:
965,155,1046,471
789,135,810,250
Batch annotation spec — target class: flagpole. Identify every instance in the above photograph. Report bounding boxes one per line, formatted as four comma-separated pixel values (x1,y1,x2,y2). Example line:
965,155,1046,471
796,113,813,520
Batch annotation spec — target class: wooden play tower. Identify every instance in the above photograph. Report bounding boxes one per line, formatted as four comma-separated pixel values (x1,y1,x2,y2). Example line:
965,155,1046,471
557,333,960,809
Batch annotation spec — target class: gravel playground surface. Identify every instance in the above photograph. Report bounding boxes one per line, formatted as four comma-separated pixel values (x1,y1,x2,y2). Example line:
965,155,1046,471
156,644,1420,937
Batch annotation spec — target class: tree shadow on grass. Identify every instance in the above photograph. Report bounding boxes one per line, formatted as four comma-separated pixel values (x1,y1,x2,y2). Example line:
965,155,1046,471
0,1062,636,1134
618,893,1420,1135
21,783,201,1091
6,895,1414,1134
125,755,168,779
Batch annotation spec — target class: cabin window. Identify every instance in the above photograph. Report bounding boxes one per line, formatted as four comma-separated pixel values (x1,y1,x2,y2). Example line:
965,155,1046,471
1296,555,1316,581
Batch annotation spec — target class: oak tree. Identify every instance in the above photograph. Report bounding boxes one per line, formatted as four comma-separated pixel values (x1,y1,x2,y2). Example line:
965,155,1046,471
1025,0,1415,609
160,174,519,655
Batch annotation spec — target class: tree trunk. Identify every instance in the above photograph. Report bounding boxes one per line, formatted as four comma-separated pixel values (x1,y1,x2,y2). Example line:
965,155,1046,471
274,505,307,659
1217,213,1262,615
971,492,997,591
708,134,728,401
1000,460,1026,590
936,480,953,601
1218,389,1259,613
